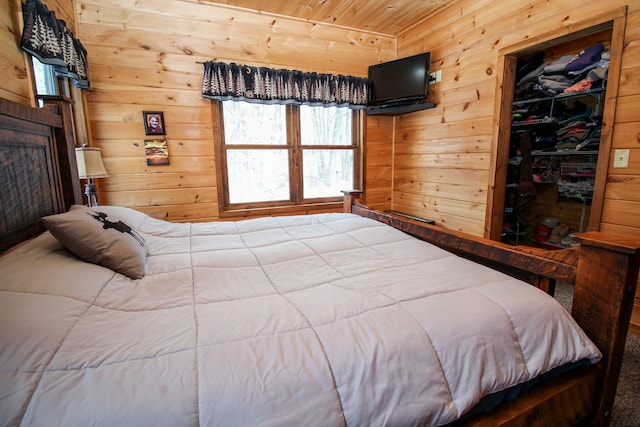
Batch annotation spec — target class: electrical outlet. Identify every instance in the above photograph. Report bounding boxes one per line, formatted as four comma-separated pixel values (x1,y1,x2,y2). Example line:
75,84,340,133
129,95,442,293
429,70,442,84
613,149,630,168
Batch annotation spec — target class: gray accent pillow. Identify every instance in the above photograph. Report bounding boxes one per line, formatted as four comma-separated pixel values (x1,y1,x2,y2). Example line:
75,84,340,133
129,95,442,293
42,205,147,279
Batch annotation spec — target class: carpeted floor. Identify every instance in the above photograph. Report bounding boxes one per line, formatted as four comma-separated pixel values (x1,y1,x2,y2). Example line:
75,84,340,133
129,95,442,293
555,283,639,427
610,328,640,427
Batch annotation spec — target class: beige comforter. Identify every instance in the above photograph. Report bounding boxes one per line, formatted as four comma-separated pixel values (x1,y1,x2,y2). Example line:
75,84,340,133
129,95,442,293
0,207,600,426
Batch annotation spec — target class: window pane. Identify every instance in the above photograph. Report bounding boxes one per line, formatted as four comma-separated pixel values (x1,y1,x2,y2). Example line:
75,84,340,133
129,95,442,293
31,57,58,96
303,149,353,198
227,149,290,203
300,105,352,146
223,101,286,145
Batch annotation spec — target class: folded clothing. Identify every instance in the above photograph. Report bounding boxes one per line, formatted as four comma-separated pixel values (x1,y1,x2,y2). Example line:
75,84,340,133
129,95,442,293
564,79,594,93
543,55,575,74
557,179,594,200
565,43,605,72
514,44,609,100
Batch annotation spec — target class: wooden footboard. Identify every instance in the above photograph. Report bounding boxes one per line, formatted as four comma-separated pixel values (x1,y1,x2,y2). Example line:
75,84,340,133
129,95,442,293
345,195,640,426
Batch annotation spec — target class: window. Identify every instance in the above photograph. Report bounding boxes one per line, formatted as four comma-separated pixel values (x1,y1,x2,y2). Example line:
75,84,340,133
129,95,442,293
30,57,70,106
29,56,90,159
217,100,361,212
31,57,58,96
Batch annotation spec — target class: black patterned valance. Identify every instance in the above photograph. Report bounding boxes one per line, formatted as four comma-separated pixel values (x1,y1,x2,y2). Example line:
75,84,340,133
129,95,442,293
20,0,89,89
202,61,368,109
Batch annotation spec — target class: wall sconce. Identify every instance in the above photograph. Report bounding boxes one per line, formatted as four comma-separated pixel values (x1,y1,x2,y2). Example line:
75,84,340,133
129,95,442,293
75,145,108,207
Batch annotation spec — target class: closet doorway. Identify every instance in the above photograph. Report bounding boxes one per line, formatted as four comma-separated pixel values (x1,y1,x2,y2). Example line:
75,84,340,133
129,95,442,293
486,7,627,246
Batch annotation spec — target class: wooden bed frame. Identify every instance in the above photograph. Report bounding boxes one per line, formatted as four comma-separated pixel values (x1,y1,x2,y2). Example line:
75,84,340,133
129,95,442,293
344,190,640,426
1,97,638,426
0,97,81,253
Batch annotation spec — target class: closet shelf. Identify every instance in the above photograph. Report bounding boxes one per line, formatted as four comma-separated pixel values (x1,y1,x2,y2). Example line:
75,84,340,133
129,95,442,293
531,150,599,156
512,86,606,107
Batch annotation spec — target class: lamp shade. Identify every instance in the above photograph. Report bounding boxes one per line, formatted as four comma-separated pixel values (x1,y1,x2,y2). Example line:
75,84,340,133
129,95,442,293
76,146,108,179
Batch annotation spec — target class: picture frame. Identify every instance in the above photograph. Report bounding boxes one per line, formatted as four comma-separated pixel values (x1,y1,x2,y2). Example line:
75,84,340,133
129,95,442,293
143,111,166,135
144,139,170,166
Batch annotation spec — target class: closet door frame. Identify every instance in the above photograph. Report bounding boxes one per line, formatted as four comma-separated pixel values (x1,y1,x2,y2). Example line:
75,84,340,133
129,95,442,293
486,7,628,241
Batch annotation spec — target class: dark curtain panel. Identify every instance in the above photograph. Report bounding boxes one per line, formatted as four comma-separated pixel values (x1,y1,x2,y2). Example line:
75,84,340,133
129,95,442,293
20,0,90,89
202,61,368,109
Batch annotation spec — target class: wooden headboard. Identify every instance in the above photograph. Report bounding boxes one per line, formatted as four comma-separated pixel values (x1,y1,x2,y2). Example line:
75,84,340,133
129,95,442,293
0,98,81,253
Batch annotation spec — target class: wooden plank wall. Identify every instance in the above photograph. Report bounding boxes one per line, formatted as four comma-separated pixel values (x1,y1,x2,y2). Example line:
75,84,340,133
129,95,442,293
395,0,640,236
73,0,395,221
364,115,394,210
1,0,31,105
395,0,640,333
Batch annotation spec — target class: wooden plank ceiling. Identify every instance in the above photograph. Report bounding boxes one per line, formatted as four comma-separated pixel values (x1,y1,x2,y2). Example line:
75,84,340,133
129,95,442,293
200,0,458,35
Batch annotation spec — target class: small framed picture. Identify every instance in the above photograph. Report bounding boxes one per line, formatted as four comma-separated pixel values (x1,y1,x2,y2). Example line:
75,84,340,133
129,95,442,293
144,139,169,166
143,111,166,135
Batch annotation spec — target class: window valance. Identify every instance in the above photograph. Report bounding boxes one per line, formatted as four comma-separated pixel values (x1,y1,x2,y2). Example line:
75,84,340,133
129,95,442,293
201,61,368,109
20,0,89,89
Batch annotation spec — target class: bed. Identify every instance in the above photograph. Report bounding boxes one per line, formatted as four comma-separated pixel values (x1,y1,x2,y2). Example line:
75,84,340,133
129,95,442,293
1,97,638,426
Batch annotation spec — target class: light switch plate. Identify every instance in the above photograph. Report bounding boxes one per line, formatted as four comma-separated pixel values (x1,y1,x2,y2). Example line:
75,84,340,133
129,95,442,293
613,149,630,168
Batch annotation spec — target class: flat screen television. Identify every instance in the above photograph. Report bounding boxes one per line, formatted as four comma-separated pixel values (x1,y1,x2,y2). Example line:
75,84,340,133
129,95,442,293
368,53,430,108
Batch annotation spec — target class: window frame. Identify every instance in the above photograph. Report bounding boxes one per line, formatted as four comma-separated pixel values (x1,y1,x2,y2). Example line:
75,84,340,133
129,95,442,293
213,101,363,216
29,57,72,106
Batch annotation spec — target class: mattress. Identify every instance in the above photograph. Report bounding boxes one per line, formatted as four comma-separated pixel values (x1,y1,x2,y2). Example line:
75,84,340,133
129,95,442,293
0,207,601,426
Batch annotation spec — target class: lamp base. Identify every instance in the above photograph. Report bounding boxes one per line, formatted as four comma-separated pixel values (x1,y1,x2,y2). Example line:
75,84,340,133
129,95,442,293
84,179,99,207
